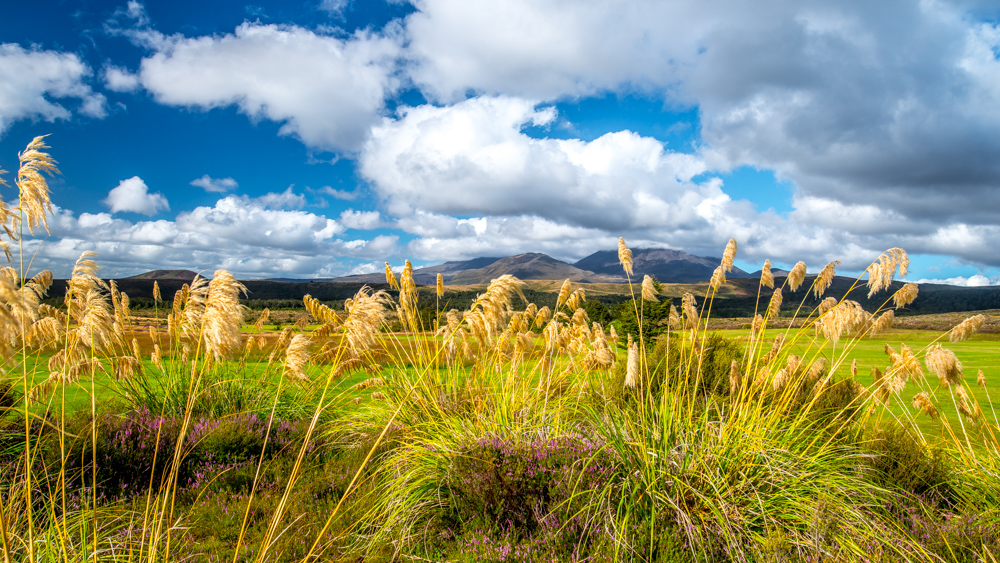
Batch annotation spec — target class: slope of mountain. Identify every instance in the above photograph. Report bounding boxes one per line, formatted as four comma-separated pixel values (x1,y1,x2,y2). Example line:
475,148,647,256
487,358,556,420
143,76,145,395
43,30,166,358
447,253,618,284
126,269,199,281
574,248,750,283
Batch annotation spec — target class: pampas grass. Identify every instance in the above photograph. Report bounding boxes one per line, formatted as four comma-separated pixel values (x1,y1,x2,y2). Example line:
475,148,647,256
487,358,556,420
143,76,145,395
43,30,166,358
787,261,807,291
641,274,658,302
950,313,986,343
617,237,633,276
926,344,963,386
760,259,774,288
812,260,838,298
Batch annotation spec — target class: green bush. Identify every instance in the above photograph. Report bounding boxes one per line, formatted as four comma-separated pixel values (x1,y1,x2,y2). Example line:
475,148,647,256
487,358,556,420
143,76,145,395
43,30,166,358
864,424,954,503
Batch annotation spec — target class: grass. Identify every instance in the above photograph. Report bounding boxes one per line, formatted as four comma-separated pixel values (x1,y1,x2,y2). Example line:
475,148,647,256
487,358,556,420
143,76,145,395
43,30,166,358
3,137,1000,562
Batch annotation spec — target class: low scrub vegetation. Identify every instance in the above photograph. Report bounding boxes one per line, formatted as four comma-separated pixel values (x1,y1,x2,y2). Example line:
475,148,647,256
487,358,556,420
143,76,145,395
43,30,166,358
2,137,1000,562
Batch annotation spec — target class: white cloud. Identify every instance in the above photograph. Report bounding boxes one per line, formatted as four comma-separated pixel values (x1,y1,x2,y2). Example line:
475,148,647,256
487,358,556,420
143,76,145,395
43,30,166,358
254,186,306,209
339,209,382,230
190,174,238,193
103,65,140,92
133,22,403,152
914,274,999,287
0,43,106,133
33,196,401,279
103,176,170,215
361,96,710,231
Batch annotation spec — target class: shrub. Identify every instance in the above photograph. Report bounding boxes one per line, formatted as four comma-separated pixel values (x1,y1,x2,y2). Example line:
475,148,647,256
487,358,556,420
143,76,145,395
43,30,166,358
864,424,954,503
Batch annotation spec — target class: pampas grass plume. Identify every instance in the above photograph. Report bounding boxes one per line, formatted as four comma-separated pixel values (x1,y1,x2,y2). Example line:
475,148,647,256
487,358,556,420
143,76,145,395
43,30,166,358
894,282,918,309
760,259,774,289
709,266,725,291
767,288,782,319
618,237,633,276
437,273,444,298
925,344,962,387
788,261,807,292
812,260,839,299
950,314,985,343
641,275,659,302
16,135,59,234
977,369,986,389
625,340,639,389
721,238,737,272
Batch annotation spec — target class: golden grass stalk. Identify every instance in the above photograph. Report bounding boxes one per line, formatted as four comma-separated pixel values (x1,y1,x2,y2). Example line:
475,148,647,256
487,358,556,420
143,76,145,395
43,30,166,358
641,275,658,302
681,293,698,330
153,280,162,303
721,238,737,272
760,259,774,289
925,344,963,387
254,308,271,331
812,260,839,298
787,261,807,292
618,237,633,276
436,273,444,298
949,314,985,343
977,369,987,389
16,135,59,234
955,385,976,421
893,282,918,309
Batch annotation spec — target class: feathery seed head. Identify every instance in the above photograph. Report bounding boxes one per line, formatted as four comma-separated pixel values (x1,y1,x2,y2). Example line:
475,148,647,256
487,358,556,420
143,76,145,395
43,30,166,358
894,282,918,309
556,278,572,309
16,135,59,234
729,360,742,395
283,334,312,382
641,275,659,302
787,261,807,292
812,261,839,299
385,262,399,290
709,266,726,291
976,369,986,389
625,340,639,389
950,314,985,343
925,344,962,386
436,273,444,298
721,238,737,272
760,260,774,289
912,392,938,419
767,288,783,319
202,270,248,361
867,247,908,297
153,280,162,303
618,237,633,276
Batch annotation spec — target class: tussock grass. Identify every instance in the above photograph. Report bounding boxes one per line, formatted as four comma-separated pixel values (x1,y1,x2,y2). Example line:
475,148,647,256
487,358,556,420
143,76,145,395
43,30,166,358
2,136,1000,562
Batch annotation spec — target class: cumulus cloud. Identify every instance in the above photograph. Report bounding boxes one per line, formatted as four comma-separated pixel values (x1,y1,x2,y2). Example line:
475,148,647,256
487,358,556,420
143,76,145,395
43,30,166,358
131,22,402,152
0,43,106,133
361,96,711,232
103,176,170,215
190,174,238,193
339,209,382,230
914,274,999,287
103,65,140,92
34,193,402,278
400,0,1000,245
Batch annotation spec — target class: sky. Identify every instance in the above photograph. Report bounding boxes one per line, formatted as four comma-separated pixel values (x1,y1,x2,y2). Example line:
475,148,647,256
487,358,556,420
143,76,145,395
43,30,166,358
2,0,1000,285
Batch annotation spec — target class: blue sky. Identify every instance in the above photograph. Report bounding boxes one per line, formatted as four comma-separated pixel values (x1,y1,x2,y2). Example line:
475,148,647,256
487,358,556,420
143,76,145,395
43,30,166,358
2,0,1000,285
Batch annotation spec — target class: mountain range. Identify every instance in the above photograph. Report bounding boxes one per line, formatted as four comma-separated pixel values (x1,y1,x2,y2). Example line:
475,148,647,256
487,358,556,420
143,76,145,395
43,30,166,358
334,248,748,285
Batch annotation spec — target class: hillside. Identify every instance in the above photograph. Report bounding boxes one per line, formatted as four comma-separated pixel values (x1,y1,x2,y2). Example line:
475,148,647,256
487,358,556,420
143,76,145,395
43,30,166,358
574,248,750,283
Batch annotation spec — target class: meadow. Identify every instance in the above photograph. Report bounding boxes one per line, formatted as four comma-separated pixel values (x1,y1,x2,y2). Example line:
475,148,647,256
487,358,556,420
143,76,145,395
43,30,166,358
2,137,1000,562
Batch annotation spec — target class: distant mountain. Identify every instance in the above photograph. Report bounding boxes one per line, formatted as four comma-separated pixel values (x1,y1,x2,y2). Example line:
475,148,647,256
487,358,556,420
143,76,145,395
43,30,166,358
574,248,750,283
126,269,200,281
447,253,618,284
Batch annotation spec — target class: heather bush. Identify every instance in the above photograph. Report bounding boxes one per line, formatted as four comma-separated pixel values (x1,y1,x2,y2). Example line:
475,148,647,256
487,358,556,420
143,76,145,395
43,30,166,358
445,435,619,560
